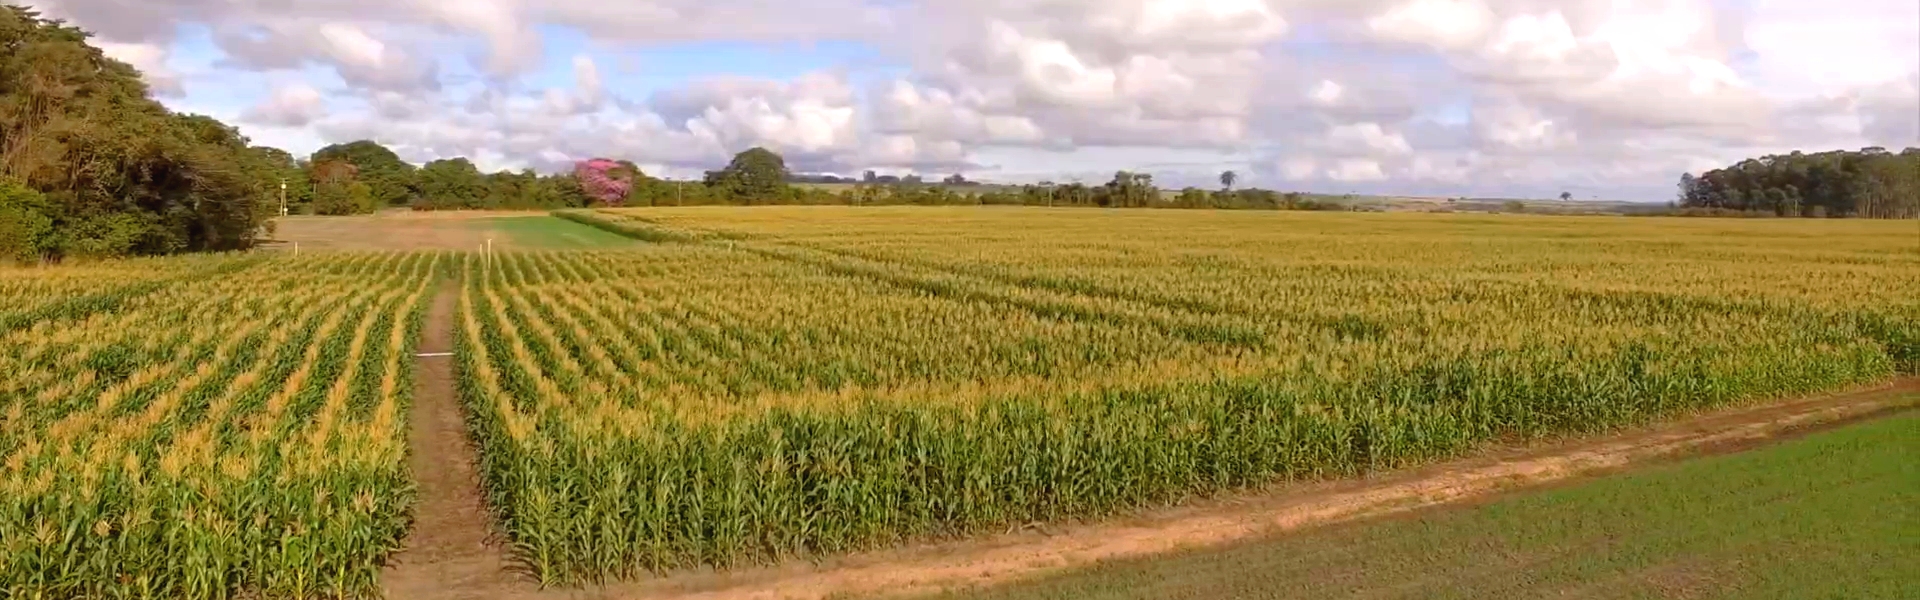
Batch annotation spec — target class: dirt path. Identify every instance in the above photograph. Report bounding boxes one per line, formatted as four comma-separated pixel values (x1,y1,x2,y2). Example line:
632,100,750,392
381,283,537,599
383,379,1918,600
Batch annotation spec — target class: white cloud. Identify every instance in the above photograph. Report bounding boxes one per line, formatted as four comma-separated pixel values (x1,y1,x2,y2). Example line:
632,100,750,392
241,83,327,127
1367,0,1497,51
95,41,183,97
1324,122,1414,157
1328,158,1387,182
17,0,1918,197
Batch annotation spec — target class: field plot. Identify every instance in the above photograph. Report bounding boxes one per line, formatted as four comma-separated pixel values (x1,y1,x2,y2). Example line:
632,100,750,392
939,407,1920,600
468,208,1918,584
268,211,632,251
0,252,437,598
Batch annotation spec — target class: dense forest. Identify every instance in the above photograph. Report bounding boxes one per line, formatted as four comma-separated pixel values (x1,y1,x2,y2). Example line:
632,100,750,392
1678,148,1920,218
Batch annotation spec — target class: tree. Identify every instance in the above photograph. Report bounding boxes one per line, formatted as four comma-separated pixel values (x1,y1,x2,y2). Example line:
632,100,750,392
1177,187,1210,208
312,140,415,207
862,170,877,183
572,158,634,207
1220,170,1237,190
0,178,56,263
415,158,485,209
0,6,277,259
310,159,363,215
1100,171,1157,207
251,147,311,215
943,173,967,185
705,147,791,204
1559,191,1572,201
1680,148,1919,218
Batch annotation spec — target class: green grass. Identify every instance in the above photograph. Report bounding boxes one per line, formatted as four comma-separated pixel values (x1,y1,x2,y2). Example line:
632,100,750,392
931,407,1920,600
481,215,636,249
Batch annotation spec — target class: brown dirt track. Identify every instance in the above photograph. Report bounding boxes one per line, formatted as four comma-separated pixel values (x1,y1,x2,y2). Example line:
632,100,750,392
380,284,528,599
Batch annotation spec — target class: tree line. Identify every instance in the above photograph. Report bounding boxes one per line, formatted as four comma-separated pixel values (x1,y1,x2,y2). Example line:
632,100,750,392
1,6,283,263
1678,147,1920,218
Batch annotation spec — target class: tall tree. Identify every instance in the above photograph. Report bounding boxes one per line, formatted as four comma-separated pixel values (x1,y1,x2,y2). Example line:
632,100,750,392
0,6,276,260
1680,147,1920,218
1220,170,1237,190
311,140,415,208
415,157,484,209
704,147,790,204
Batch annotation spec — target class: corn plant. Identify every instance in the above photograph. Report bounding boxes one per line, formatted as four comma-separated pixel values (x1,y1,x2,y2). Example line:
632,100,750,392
457,209,1917,583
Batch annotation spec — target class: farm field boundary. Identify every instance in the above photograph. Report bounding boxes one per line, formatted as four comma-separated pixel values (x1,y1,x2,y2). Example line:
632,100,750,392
405,379,1917,600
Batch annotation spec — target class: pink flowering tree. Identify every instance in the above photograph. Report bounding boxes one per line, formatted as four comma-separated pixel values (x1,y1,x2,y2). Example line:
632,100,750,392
573,158,634,206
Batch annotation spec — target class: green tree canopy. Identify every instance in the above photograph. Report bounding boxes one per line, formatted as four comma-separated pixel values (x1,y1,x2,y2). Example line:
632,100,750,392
415,157,484,206
312,139,415,208
703,147,791,204
1680,148,1920,218
0,6,279,261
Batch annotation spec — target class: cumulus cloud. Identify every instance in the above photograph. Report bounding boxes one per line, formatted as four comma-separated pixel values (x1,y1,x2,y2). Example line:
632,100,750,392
241,83,327,127
94,41,183,97
17,0,1920,197
213,21,440,92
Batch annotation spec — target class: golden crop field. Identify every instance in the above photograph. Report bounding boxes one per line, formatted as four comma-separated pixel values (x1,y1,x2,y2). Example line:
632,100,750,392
4,208,1915,594
465,207,1917,582
0,252,438,598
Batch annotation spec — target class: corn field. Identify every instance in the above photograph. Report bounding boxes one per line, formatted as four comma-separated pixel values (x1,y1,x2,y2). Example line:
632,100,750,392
473,208,1919,583
4,208,1915,594
0,252,439,598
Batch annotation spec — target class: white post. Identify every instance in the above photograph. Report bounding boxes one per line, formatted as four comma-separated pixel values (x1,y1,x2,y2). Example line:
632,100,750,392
293,241,298,256
486,238,493,258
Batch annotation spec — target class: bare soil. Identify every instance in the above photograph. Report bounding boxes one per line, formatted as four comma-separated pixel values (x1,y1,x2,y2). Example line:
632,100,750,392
381,284,538,599
263,210,540,251
381,379,1918,600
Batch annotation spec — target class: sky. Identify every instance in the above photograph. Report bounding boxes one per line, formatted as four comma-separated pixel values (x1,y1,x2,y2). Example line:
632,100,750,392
18,0,1920,200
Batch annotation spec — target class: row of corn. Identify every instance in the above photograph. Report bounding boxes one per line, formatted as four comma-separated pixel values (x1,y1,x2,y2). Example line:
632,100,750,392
456,208,1915,583
0,252,438,599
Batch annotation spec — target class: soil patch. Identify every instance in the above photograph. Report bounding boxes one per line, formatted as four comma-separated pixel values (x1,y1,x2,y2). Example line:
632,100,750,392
263,211,543,251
